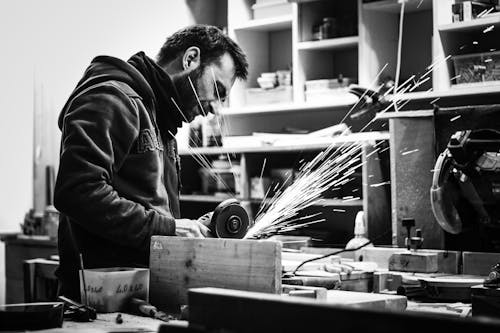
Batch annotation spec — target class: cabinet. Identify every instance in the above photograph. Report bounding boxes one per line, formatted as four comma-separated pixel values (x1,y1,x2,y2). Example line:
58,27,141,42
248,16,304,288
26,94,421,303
179,132,391,245
220,0,500,118
1,234,58,303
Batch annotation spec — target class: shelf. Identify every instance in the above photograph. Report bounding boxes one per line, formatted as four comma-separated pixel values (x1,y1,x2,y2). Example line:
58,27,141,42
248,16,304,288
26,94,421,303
298,36,359,51
179,194,236,202
363,0,432,13
221,100,357,116
179,132,390,155
180,195,363,207
438,14,500,33
250,197,363,207
389,84,500,102
233,15,293,32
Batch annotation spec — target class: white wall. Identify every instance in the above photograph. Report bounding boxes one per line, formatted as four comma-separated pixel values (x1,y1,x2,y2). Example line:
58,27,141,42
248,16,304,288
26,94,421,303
0,0,201,304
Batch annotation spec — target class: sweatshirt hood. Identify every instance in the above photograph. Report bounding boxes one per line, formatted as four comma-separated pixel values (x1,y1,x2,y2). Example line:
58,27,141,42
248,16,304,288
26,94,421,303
58,53,184,135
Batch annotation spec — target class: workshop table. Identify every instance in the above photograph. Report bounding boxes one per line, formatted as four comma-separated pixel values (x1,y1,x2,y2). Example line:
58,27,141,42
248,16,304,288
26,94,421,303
35,313,187,332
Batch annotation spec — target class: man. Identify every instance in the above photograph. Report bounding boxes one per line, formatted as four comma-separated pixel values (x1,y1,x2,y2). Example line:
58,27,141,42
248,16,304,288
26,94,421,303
54,25,248,300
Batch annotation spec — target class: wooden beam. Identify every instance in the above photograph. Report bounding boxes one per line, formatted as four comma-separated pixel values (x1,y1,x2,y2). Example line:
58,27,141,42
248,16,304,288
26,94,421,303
362,247,460,274
149,237,281,311
462,252,500,276
389,252,438,273
187,287,500,333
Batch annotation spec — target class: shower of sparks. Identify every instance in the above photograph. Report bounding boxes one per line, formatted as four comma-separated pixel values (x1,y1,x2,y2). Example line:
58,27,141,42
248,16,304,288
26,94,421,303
473,41,479,45
188,76,207,117
450,115,461,122
370,181,391,188
258,158,267,184
430,97,441,104
477,7,494,18
483,25,494,33
244,139,367,239
485,58,493,63
342,196,360,202
178,4,456,240
401,149,419,156
379,146,390,153
450,74,461,82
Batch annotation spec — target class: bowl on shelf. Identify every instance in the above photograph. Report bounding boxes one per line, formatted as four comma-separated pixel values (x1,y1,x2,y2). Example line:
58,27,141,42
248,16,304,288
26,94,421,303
257,76,277,89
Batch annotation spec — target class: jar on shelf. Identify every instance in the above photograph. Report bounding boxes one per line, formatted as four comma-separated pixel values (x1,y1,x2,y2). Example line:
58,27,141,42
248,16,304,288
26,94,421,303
320,17,337,40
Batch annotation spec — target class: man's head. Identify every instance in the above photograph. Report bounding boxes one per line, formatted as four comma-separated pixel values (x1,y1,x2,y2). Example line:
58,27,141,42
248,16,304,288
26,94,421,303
157,25,248,122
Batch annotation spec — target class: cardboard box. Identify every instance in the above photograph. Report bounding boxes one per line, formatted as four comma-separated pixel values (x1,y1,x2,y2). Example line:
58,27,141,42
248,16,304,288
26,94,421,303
252,1,292,19
79,267,149,313
245,86,293,106
452,50,500,86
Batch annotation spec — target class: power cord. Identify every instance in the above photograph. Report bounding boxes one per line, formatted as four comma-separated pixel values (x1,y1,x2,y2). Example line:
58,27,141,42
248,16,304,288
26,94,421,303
290,228,392,276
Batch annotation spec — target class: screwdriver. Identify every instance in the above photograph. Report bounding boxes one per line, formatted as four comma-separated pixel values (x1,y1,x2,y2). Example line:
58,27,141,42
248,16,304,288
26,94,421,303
128,297,172,322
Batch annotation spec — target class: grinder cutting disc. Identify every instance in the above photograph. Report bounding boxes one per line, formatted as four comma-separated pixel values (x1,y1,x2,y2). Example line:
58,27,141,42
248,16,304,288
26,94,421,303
210,198,249,238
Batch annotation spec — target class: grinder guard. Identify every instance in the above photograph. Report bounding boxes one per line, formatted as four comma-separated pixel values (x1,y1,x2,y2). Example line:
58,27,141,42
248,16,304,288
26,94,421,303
430,129,500,250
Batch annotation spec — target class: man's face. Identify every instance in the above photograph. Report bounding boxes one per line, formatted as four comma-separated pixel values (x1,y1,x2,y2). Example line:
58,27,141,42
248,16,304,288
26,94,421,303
172,52,236,122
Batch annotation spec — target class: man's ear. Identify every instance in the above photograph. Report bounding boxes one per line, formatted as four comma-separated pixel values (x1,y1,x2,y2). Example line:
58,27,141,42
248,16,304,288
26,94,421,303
183,46,201,70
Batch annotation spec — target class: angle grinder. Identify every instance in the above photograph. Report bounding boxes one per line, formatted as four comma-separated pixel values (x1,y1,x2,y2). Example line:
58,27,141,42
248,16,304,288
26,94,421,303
208,198,250,238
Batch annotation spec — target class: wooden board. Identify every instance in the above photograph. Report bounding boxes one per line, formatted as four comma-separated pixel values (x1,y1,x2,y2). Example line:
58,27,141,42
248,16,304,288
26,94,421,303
389,252,438,273
325,290,407,311
187,287,500,332
362,247,460,274
149,236,281,311
462,252,500,276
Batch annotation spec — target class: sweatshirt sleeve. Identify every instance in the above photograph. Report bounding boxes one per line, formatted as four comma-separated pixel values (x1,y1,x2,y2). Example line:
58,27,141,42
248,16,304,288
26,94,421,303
54,83,175,251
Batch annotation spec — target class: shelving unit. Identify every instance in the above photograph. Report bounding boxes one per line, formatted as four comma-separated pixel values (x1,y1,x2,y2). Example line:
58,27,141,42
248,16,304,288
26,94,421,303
362,0,432,14
433,0,500,91
438,14,500,33
180,0,500,246
297,36,359,51
232,15,293,31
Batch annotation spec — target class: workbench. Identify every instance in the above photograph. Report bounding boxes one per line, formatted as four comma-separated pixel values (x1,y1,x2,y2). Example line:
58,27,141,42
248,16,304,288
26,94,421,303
36,313,176,332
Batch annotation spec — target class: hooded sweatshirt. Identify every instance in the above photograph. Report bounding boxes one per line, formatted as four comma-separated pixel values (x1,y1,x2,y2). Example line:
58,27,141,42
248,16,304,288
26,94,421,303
54,52,184,300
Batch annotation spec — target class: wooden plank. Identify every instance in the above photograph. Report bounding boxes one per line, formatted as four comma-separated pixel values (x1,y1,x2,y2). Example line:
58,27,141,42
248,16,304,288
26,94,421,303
362,247,460,273
389,252,438,273
282,284,327,300
462,252,500,276
325,290,407,311
149,236,281,311
363,143,391,245
389,117,444,248
188,287,500,332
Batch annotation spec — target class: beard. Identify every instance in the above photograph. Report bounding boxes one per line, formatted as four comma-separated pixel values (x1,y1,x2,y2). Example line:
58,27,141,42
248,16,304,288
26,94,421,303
172,66,209,122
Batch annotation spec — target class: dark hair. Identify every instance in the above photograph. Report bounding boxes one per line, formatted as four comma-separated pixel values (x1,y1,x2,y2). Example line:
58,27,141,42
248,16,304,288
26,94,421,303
157,24,248,80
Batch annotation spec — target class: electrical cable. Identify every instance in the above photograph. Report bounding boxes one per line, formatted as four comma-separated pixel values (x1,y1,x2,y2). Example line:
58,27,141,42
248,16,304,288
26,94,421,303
290,228,392,276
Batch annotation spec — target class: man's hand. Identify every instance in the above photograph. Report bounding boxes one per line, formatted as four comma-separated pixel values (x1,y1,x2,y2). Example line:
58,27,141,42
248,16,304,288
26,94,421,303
175,219,211,238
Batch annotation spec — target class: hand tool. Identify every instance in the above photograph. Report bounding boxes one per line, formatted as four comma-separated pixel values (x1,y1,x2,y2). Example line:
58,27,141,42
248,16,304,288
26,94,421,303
128,297,172,322
208,198,250,238
58,295,97,322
